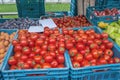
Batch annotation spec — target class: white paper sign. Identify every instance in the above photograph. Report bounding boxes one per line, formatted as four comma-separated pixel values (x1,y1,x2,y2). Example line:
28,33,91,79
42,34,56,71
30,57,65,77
39,19,57,29
28,26,44,32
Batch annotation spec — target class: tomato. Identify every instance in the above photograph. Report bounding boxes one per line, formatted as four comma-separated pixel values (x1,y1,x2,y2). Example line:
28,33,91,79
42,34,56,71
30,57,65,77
63,29,68,35
32,46,41,54
100,44,106,51
105,49,113,57
44,55,53,63
87,40,94,46
76,43,85,51
19,35,27,40
26,59,36,68
34,55,42,63
90,43,98,49
101,33,108,39
40,34,46,40
80,50,86,55
20,55,28,61
34,64,41,69
75,37,82,43
10,65,17,70
41,44,48,50
73,54,83,62
91,49,100,59
72,61,81,68
58,42,65,47
90,59,97,64
22,47,31,55
35,39,44,46
40,58,45,65
17,60,24,69
69,48,78,57
29,41,35,47
12,40,19,46
42,63,51,69
98,49,103,56
95,39,102,45
14,51,22,59
108,58,114,64
8,57,17,65
95,34,101,39
85,53,93,61
78,30,85,34
65,42,74,50
23,63,30,69
81,60,90,67
14,44,22,52
51,60,58,68
68,29,74,35
29,52,35,58
49,51,56,58
48,38,56,44
57,55,65,64
102,40,109,44
48,44,56,51
114,57,120,63
58,47,65,54
99,58,107,65
31,34,38,42
40,50,47,56
106,42,113,49
44,30,50,36
58,64,65,68
103,55,110,61
85,46,90,53
20,40,28,47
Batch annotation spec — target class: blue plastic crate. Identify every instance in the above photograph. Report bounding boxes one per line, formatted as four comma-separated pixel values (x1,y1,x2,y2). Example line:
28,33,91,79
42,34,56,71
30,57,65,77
16,0,45,18
86,6,119,25
2,43,69,80
0,29,18,80
66,26,120,80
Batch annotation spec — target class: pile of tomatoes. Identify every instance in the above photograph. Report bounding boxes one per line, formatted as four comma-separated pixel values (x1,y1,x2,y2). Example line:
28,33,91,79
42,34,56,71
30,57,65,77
9,28,65,70
62,28,120,68
53,15,92,28
8,27,120,69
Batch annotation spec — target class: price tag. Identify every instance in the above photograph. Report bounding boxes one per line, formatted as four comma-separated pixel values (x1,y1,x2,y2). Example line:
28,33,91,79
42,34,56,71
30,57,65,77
39,19,57,29
28,26,44,32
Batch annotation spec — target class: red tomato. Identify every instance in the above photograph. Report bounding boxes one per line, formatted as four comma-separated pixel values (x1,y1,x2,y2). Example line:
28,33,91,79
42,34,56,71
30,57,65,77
101,33,108,39
103,55,111,61
17,60,24,69
42,63,51,69
81,60,90,67
22,47,31,55
30,34,38,42
85,53,93,61
34,56,42,63
87,40,94,46
57,55,65,64
41,44,48,50
29,52,35,58
20,40,28,47
20,55,28,61
14,44,22,52
95,34,101,39
58,47,65,54
99,58,107,65
114,57,120,63
105,49,113,57
69,48,78,57
40,49,47,56
48,38,56,44
8,56,17,65
73,54,83,62
106,42,113,49
72,61,81,68
102,40,109,44
91,49,100,59
68,29,74,35
100,44,106,51
51,60,58,68
26,59,36,68
49,51,56,58
23,63,30,69
12,40,19,46
108,58,114,64
10,65,17,70
58,64,65,68
44,55,53,63
90,43,98,49
48,44,56,51
14,51,22,59
35,39,44,46
76,43,85,51
44,30,50,36
90,59,97,64
34,64,41,69
65,41,74,50
32,46,41,54
29,41,35,47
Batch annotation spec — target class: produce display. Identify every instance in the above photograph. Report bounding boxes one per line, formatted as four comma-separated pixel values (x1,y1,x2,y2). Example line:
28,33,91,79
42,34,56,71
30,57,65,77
9,28,65,69
0,32,16,65
53,15,92,28
98,20,120,46
0,18,39,29
94,8,119,16
61,28,120,68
